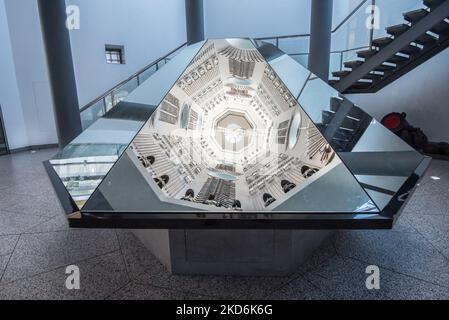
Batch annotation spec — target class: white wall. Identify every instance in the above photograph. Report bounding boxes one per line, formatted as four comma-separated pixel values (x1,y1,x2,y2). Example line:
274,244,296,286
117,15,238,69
2,0,57,149
67,0,187,106
204,0,311,39
348,49,449,142
0,0,187,149
0,0,28,150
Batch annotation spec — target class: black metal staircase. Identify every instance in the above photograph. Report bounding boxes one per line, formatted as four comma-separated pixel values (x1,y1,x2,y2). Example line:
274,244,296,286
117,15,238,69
331,0,449,94
317,96,373,152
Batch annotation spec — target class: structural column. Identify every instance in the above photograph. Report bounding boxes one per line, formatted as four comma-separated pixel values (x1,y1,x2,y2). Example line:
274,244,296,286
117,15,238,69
38,0,82,148
308,0,333,82
185,0,205,45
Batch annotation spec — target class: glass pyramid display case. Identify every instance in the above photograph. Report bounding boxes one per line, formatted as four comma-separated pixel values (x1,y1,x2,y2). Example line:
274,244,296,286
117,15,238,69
45,39,430,229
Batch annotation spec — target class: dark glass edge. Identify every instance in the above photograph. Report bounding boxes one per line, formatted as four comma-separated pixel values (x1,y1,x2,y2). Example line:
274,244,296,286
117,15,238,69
384,156,432,222
69,212,392,230
67,157,431,230
43,160,80,215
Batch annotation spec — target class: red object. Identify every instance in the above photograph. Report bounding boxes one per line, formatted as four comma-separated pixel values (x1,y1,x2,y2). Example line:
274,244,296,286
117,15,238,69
382,113,402,130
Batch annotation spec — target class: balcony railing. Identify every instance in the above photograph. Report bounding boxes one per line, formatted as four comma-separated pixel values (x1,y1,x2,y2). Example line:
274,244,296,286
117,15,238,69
254,0,424,79
78,0,427,130
79,42,187,129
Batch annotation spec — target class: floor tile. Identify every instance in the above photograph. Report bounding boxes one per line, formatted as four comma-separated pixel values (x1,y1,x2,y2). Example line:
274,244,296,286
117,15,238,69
116,230,163,278
0,255,10,277
401,213,449,260
334,230,449,288
0,251,129,300
404,191,449,216
24,213,69,234
1,229,118,283
108,282,186,300
117,230,200,295
415,176,449,197
266,275,329,300
0,209,47,236
0,191,63,218
304,255,449,300
132,259,201,295
0,234,19,256
0,175,57,198
0,150,448,300
418,160,449,185
121,229,292,299
288,235,339,277
192,275,287,300
391,212,417,233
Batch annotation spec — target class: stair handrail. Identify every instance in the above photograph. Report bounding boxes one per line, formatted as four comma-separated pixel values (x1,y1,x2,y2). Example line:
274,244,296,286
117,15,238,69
79,42,187,114
254,0,372,42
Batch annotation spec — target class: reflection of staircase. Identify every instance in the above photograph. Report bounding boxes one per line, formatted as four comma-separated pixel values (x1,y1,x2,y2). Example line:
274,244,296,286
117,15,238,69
318,97,373,152
330,0,449,93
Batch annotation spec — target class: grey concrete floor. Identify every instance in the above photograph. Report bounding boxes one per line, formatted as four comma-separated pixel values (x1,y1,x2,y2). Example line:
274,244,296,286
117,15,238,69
0,149,448,300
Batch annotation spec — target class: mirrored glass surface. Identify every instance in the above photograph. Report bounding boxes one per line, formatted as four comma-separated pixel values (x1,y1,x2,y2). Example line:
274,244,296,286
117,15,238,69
255,40,426,210
49,42,205,209
84,39,377,213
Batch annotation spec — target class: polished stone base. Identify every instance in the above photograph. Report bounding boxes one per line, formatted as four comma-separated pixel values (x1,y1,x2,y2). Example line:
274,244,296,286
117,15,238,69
132,229,332,276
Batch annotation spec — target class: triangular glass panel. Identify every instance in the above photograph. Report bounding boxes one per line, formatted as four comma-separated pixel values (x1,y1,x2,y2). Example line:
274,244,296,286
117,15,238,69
255,40,428,211
46,38,430,229
47,41,206,209
84,39,378,214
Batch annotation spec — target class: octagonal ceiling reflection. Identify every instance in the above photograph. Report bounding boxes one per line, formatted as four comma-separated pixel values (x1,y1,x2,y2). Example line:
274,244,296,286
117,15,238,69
124,39,361,212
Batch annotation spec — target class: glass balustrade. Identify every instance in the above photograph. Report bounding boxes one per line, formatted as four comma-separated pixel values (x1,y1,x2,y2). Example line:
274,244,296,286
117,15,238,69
78,0,433,133
373,0,424,39
79,44,187,131
254,0,430,79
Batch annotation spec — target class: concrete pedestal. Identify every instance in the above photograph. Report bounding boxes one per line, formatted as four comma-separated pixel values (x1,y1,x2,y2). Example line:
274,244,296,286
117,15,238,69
131,229,331,276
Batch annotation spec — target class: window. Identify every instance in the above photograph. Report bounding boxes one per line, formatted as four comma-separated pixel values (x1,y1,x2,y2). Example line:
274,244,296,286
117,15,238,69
105,45,125,64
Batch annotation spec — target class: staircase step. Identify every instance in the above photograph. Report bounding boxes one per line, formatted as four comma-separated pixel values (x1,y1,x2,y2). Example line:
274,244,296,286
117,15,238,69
415,32,439,45
330,97,344,112
348,81,373,90
387,54,410,64
341,117,360,130
404,9,429,24
400,44,422,55
328,79,339,86
373,64,397,73
344,60,364,69
357,48,378,59
431,20,449,35
332,70,351,78
387,24,411,36
322,111,334,125
361,73,384,81
424,0,446,10
347,106,366,120
372,36,394,48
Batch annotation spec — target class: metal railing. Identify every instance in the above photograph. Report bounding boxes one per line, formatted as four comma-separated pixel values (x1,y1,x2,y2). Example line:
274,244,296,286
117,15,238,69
79,0,373,129
254,0,424,78
255,0,372,41
79,0,426,128
254,0,374,76
79,42,187,129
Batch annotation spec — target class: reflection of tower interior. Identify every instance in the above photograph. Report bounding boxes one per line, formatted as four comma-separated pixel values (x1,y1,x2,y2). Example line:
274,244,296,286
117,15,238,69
131,39,339,211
